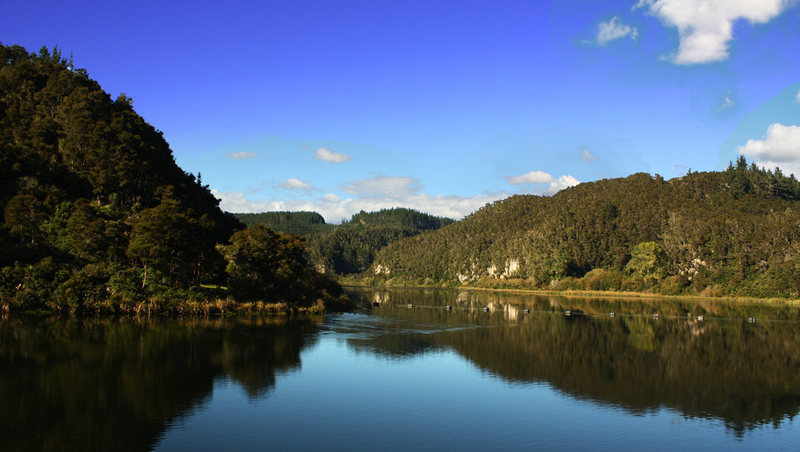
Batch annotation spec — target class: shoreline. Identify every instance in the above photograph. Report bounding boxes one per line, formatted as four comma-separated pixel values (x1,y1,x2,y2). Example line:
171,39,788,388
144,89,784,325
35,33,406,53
0,297,354,318
341,282,800,306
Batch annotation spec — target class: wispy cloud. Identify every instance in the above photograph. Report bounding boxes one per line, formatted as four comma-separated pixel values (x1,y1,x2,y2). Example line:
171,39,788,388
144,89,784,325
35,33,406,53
738,123,800,176
715,94,735,112
635,0,789,64
228,151,258,160
277,177,314,192
342,175,421,199
595,16,638,45
314,147,351,163
580,149,596,162
796,88,800,103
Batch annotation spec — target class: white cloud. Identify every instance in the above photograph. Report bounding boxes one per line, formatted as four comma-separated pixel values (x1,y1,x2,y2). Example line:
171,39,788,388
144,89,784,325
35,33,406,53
580,149,596,162
545,175,581,195
738,123,800,176
228,151,258,160
342,175,421,199
212,189,505,223
635,0,788,64
596,16,639,45
505,170,580,195
796,88,800,103
214,169,582,223
715,94,736,112
506,170,554,185
278,177,313,191
313,147,351,163
210,190,286,214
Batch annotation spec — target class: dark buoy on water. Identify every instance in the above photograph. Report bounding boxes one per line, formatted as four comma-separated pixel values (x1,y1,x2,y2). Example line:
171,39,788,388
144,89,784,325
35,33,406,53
523,308,530,314
446,305,453,311
372,302,380,307
482,307,490,312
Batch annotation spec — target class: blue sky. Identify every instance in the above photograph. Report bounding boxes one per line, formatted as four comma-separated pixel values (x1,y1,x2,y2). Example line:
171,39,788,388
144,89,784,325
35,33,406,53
2,0,799,221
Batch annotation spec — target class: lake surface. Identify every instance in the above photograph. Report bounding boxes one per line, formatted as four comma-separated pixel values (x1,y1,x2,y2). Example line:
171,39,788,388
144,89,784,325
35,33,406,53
2,287,800,450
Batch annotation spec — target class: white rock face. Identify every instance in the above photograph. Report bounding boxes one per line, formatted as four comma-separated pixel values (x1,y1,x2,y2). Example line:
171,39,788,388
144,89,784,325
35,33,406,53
505,259,520,278
374,264,391,275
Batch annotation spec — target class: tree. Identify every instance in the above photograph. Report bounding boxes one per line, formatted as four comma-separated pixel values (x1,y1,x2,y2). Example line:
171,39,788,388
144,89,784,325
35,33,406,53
126,189,212,287
625,242,666,284
219,225,310,302
4,194,46,245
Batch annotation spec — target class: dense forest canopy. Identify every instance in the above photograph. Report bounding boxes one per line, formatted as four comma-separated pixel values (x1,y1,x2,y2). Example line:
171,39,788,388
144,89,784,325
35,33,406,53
0,44,346,314
234,207,455,276
234,211,326,234
365,160,800,298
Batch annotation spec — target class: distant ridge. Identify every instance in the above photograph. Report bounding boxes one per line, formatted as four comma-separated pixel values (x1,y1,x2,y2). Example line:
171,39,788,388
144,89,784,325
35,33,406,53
233,207,454,275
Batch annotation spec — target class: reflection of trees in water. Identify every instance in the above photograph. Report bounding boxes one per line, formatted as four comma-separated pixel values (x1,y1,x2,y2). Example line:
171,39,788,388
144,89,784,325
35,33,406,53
347,288,800,436
0,317,320,451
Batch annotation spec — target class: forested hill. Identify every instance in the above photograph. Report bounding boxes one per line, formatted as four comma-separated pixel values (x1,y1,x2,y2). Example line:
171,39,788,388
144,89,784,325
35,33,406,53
234,211,327,234
369,160,800,298
233,207,453,234
342,208,454,230
233,208,454,275
0,44,346,314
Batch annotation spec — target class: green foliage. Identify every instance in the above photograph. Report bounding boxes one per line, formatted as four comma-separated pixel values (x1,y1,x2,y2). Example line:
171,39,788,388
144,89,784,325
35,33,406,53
219,224,345,305
235,207,454,276
343,208,454,230
368,164,800,298
233,211,328,234
626,242,666,283
0,44,348,314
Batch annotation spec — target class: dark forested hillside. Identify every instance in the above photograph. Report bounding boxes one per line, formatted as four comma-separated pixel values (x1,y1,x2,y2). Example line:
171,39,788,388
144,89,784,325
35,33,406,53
0,44,346,314
235,207,454,275
342,208,454,230
368,160,800,298
234,211,328,234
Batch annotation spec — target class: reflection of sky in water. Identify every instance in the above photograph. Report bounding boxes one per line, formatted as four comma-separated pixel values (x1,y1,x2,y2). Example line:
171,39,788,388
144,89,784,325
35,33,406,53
154,313,800,451
321,312,485,339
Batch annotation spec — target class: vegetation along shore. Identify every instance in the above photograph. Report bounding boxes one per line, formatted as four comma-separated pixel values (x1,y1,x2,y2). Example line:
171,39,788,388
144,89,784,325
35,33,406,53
3,43,799,315
0,44,350,315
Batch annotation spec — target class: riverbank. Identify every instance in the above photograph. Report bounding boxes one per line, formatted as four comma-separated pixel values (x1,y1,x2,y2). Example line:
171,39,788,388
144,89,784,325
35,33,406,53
0,294,353,317
339,278,800,306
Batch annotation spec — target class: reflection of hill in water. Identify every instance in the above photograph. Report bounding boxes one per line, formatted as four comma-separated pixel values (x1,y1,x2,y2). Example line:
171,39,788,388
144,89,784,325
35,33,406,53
0,317,320,451
347,288,800,436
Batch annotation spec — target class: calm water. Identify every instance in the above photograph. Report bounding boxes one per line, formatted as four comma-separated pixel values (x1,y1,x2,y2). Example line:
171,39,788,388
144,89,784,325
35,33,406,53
3,288,800,450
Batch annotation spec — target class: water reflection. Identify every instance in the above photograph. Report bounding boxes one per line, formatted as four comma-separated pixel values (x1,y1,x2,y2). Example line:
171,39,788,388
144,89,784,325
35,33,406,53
346,287,800,436
0,317,320,451
2,288,799,449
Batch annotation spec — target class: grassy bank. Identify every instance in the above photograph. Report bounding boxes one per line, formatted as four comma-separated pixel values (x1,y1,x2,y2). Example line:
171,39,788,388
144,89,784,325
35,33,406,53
338,275,800,306
0,290,353,317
